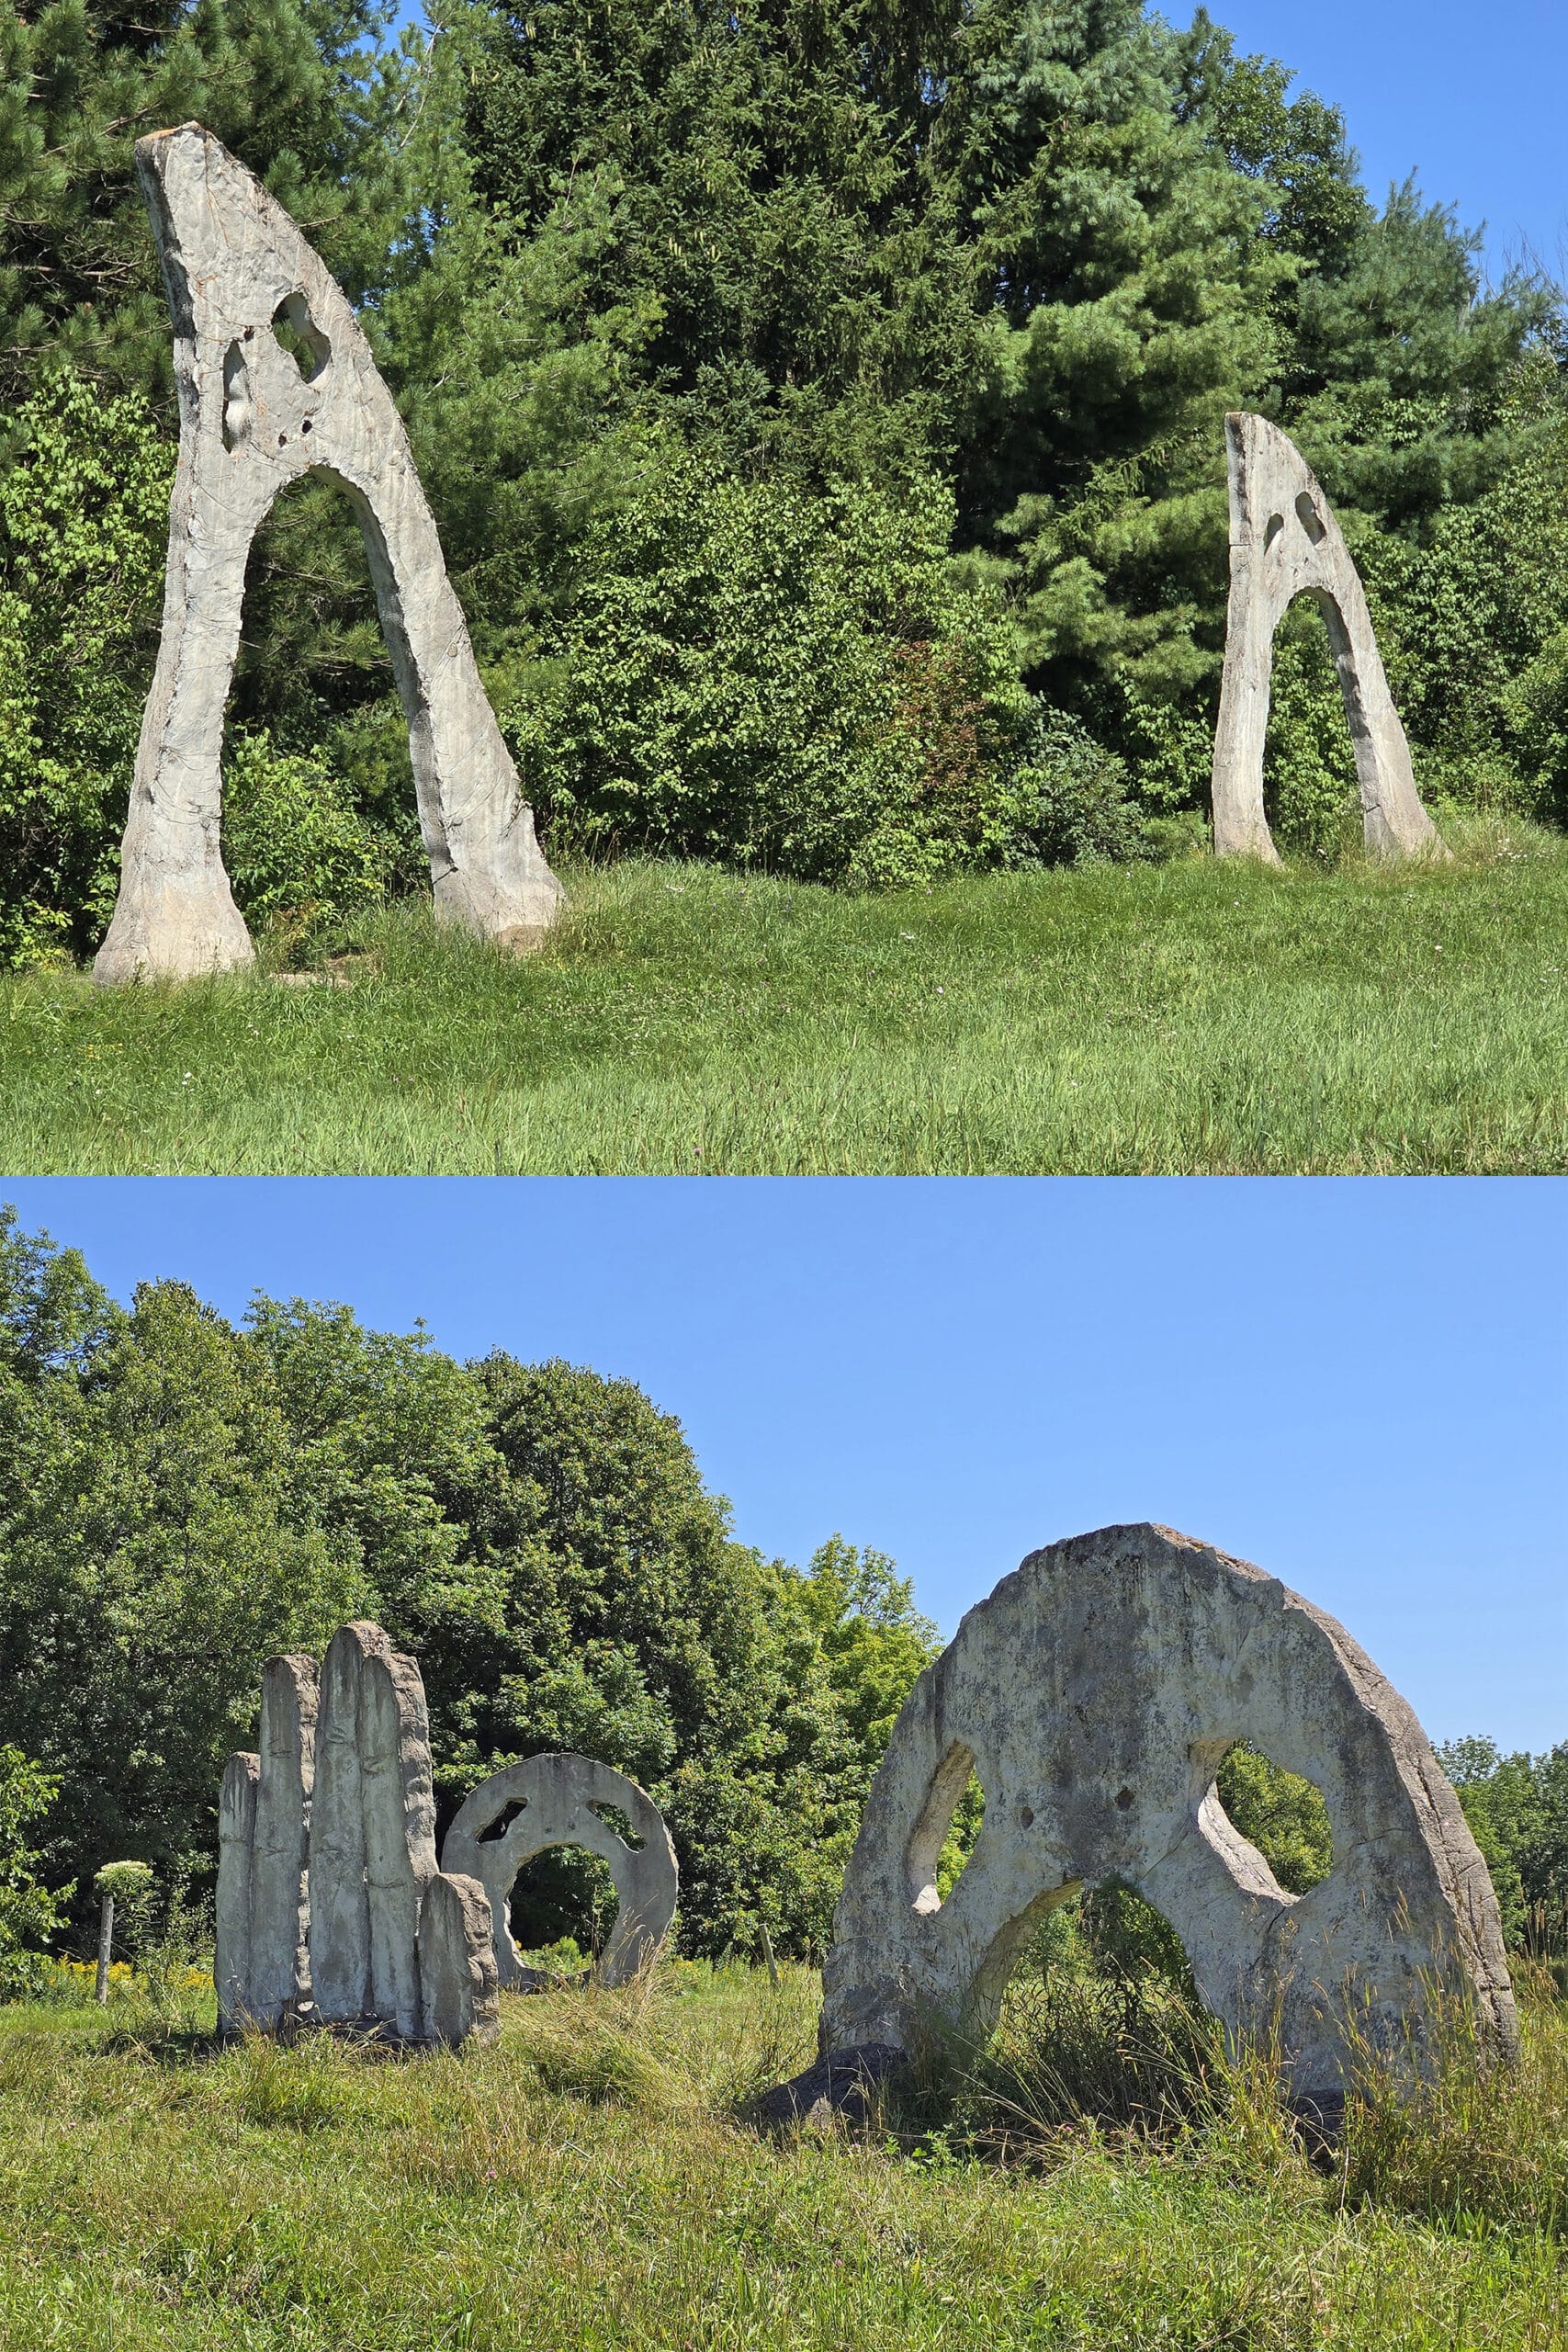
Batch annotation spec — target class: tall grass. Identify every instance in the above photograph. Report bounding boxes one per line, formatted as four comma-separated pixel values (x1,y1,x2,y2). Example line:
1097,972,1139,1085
0,1960,1562,2347
1,820,1564,1171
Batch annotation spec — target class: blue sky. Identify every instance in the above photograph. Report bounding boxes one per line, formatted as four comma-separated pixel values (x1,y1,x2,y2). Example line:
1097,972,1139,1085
5,1177,1563,1756
1183,0,1566,282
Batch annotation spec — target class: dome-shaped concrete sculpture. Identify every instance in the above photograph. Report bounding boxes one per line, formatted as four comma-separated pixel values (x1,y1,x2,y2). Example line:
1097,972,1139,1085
1211,413,1445,863
94,123,561,984
443,1754,679,1989
790,1524,1512,2118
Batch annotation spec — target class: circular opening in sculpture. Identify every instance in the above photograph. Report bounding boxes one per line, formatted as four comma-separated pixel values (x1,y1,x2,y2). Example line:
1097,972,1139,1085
505,1842,620,1970
1201,1739,1334,1897
904,1742,985,1915
1294,491,1327,546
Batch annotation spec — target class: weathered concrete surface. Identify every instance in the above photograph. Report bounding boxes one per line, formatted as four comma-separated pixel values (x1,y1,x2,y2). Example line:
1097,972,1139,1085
360,1646,438,2039
216,1750,259,2034
818,1525,1516,2105
417,1871,502,2047
93,122,562,985
308,1623,389,2023
1212,413,1445,862
247,1655,317,2030
443,1753,678,1989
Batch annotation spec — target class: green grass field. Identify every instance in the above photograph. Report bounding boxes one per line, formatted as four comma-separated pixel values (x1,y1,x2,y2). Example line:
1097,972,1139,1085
3,819,1566,1173
0,1965,1563,2350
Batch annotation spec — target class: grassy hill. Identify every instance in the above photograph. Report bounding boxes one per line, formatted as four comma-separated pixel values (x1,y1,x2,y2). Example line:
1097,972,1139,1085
2,819,1565,1174
0,1963,1562,2350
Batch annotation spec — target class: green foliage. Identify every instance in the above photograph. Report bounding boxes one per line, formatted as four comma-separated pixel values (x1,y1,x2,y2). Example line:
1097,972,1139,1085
0,370,172,966
503,445,1142,884
0,1214,939,1957
220,731,392,944
92,1860,152,1905
0,0,429,412
0,1747,71,1995
1438,1735,1568,1962
4,0,1568,917
1214,1740,1335,1895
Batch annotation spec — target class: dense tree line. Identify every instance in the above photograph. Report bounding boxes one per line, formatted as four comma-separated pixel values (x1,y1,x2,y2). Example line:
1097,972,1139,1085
0,1209,939,1960
0,0,1565,958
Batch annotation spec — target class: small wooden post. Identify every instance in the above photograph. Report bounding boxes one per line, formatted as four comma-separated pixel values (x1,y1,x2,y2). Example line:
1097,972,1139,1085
95,1892,115,2005
758,1915,780,1989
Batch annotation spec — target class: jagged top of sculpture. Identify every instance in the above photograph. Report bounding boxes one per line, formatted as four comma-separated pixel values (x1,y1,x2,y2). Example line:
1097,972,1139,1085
953,1520,1412,1733
131,122,362,350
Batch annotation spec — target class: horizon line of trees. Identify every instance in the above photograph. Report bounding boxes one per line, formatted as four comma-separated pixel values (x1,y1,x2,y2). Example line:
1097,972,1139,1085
2,0,1568,964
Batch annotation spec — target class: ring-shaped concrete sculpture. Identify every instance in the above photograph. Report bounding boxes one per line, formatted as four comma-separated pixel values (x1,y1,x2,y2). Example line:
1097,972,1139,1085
816,1525,1515,2110
442,1753,678,1989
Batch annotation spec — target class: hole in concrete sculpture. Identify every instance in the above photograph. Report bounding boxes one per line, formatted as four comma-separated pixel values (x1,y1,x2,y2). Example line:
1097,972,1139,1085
474,1798,529,1845
978,1883,1213,2131
221,342,253,452
222,471,410,895
589,1801,645,1850
1295,490,1327,545
271,291,331,382
1205,1739,1334,1896
506,1843,619,1965
904,1743,985,1915
1263,512,1284,552
1260,597,1361,860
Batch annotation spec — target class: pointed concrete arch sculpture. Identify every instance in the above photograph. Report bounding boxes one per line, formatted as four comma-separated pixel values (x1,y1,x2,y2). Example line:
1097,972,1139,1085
1211,413,1445,863
796,1524,1514,2116
94,123,562,984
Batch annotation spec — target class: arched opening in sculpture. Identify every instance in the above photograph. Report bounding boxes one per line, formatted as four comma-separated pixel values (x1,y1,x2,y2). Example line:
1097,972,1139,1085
1208,1738,1334,1898
217,468,417,946
1258,594,1370,860
904,1741,985,1915
506,1842,621,1966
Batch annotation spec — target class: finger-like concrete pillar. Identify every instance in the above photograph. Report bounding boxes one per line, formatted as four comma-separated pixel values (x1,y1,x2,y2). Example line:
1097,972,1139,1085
247,1655,318,2030
418,1871,502,2047
308,1622,389,2023
360,1646,439,2040
1211,413,1445,862
218,1624,494,2048
93,121,562,984
811,1525,1514,2109
216,1750,259,2034
443,1753,679,1989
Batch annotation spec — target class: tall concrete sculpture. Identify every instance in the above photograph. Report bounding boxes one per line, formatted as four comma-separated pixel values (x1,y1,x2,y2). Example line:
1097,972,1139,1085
246,1654,318,2030
215,1751,260,2030
1211,413,1445,862
773,1525,1514,2120
443,1754,679,1990
94,123,562,985
217,1623,497,2045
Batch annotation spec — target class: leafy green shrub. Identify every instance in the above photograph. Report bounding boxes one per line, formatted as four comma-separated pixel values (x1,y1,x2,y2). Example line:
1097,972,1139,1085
502,446,1142,887
221,730,392,948
0,370,172,966
0,1747,72,1997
